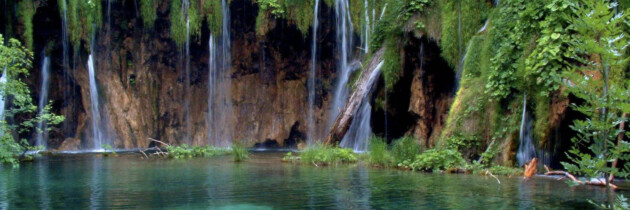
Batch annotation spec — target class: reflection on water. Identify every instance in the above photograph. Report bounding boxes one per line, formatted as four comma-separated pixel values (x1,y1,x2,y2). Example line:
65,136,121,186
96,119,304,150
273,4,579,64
0,153,625,209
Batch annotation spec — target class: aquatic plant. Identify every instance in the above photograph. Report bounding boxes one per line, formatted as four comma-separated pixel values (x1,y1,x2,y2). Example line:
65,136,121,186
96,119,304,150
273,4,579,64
399,148,464,172
368,136,392,166
231,143,249,162
165,144,230,159
300,144,357,165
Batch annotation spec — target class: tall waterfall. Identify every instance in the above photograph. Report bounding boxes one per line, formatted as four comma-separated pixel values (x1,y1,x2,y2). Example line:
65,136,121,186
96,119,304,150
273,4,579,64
35,54,51,148
87,55,105,150
308,0,320,145
60,0,71,134
340,61,384,152
363,0,370,54
207,0,233,147
329,0,357,128
182,0,192,143
517,93,535,166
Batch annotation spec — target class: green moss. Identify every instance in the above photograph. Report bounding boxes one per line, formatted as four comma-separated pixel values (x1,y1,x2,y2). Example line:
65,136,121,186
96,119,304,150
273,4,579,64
17,0,35,50
140,0,157,29
170,0,202,46
382,36,402,91
57,0,102,53
440,0,488,68
203,0,224,35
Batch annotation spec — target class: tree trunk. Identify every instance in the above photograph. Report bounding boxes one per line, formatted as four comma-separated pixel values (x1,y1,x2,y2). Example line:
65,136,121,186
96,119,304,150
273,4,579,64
324,48,385,146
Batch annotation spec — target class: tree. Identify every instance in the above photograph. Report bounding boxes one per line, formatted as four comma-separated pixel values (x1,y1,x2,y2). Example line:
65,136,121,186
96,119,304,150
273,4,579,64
562,0,630,189
0,34,64,168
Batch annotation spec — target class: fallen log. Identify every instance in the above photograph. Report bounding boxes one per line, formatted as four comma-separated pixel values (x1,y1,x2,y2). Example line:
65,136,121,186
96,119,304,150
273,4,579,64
324,48,385,146
544,165,618,189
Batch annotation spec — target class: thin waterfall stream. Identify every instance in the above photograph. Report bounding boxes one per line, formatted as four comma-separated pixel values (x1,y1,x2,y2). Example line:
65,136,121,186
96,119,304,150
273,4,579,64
35,54,50,148
308,0,320,145
329,0,357,128
207,0,233,147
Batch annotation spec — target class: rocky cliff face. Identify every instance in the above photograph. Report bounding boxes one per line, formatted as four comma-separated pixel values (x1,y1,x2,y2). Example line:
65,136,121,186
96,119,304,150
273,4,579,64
22,0,341,149
14,0,458,150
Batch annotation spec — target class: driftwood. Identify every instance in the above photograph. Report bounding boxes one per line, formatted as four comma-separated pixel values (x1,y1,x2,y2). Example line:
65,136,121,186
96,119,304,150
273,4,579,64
544,165,619,189
139,138,172,159
523,158,538,178
324,48,385,146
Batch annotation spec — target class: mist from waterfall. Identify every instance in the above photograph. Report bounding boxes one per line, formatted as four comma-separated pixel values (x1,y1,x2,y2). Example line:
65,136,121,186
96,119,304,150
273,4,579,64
35,54,51,148
340,61,384,152
517,93,536,166
308,0,320,145
207,0,233,147
329,0,357,128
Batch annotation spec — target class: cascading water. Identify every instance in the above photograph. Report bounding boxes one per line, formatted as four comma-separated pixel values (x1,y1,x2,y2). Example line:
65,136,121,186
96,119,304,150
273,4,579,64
517,93,536,166
307,0,320,145
60,0,71,134
35,54,51,148
87,54,104,150
329,0,357,128
340,61,384,152
207,0,233,147
182,0,192,143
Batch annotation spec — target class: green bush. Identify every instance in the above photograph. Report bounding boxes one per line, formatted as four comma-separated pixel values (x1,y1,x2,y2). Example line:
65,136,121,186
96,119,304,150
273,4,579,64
300,145,357,165
165,144,230,159
231,143,249,162
368,136,392,166
391,136,421,164
401,149,465,171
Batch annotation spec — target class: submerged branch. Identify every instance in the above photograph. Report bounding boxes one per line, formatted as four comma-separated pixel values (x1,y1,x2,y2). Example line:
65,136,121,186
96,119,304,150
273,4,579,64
544,165,619,189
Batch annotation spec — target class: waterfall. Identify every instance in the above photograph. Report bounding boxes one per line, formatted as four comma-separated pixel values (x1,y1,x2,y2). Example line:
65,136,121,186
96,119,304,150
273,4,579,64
478,19,489,33
35,54,51,148
517,93,536,166
87,55,104,150
0,67,8,125
207,0,233,147
182,0,192,143
340,61,384,152
60,0,71,135
307,0,320,145
329,0,356,128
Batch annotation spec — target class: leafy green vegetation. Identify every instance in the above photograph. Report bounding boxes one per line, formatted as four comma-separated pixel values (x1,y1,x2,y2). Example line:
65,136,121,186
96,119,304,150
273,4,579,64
561,0,630,189
170,0,202,46
0,35,65,168
368,136,392,166
398,148,465,172
165,144,230,159
391,136,421,164
298,144,358,165
232,143,249,162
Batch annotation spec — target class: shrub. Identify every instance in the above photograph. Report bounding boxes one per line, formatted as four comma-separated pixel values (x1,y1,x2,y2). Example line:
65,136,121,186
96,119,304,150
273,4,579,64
300,145,357,165
402,149,465,171
391,136,421,164
165,144,230,159
368,136,392,166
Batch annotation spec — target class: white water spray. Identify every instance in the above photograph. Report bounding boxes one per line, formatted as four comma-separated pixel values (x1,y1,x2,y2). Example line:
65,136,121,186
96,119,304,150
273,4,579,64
329,0,357,128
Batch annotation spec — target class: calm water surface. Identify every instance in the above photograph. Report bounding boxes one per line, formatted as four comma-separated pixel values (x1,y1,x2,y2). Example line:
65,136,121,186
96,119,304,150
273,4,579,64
0,152,624,209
